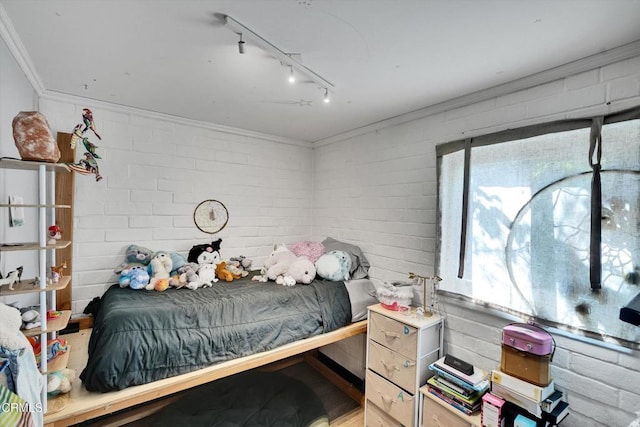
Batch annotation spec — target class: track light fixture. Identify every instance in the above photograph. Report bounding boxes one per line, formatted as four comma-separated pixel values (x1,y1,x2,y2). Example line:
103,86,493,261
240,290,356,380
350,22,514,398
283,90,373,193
288,66,296,83
238,33,245,54
223,14,335,101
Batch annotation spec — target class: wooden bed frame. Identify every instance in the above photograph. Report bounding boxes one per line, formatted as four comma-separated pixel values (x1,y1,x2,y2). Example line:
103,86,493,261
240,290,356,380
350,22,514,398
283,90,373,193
43,320,367,427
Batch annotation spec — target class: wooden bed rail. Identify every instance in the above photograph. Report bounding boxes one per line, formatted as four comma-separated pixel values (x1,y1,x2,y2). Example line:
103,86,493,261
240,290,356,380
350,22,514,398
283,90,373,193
44,320,367,427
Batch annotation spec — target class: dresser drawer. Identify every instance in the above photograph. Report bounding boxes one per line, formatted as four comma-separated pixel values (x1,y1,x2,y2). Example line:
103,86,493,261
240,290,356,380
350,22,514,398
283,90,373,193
366,400,402,427
366,370,415,427
422,392,474,427
369,311,418,359
368,340,416,392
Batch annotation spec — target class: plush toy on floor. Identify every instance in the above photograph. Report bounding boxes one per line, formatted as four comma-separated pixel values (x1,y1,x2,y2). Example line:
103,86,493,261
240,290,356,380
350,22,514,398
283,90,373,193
47,368,76,397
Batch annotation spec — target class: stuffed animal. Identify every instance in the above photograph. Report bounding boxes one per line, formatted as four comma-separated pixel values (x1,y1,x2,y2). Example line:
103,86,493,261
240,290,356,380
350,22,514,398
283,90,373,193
216,261,242,282
119,265,150,290
286,256,317,285
114,244,154,274
177,262,200,289
168,251,187,276
47,368,76,397
264,244,298,281
19,306,41,331
154,278,170,292
230,255,253,273
187,239,222,265
146,251,173,291
315,250,352,281
276,275,296,287
226,259,249,278
197,263,217,287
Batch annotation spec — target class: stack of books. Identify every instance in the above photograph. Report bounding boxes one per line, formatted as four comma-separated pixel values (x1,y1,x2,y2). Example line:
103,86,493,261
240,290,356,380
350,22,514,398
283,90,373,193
427,356,489,416
490,370,570,426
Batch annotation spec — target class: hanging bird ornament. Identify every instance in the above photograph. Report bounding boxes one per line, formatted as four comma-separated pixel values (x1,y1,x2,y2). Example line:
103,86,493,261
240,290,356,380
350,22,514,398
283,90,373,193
82,108,101,140
67,108,103,181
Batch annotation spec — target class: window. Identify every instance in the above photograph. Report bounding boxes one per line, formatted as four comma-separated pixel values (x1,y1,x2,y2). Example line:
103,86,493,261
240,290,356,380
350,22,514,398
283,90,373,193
436,107,640,347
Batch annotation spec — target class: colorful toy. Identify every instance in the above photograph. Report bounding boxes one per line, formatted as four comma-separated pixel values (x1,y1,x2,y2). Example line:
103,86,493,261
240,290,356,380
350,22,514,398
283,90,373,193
67,108,103,181
82,108,101,140
51,261,67,283
119,265,150,290
48,224,62,244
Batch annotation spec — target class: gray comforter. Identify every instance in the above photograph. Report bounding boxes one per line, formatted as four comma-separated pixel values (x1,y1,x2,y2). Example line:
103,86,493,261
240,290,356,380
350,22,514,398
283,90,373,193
80,274,351,392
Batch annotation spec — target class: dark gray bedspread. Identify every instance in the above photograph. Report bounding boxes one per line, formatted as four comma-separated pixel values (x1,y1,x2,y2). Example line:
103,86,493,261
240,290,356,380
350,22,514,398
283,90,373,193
80,275,351,392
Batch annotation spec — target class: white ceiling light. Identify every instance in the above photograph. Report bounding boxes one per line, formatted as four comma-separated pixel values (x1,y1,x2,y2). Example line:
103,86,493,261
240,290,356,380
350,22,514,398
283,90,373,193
288,66,296,84
223,14,334,101
323,88,330,103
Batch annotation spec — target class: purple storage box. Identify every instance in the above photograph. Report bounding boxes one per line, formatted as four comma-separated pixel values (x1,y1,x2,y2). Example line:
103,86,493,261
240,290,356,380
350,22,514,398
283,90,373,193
502,323,553,356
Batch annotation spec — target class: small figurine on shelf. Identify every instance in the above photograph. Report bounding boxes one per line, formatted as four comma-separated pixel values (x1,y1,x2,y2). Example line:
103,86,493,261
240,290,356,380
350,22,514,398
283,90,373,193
0,269,20,291
51,261,67,283
48,224,62,245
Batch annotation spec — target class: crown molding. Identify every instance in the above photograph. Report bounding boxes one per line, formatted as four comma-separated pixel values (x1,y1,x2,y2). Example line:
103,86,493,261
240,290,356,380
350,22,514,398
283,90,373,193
315,39,640,147
40,90,312,147
0,3,45,95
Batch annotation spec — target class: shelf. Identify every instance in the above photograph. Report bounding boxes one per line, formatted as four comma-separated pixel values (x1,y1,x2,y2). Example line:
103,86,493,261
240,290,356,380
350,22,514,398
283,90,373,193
0,275,70,296
0,157,70,172
0,203,71,208
0,240,71,252
23,310,72,337
43,345,72,374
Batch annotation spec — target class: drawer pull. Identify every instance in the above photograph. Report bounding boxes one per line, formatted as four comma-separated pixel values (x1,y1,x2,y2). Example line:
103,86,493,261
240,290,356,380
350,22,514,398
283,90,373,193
378,393,396,410
381,361,400,376
382,330,400,340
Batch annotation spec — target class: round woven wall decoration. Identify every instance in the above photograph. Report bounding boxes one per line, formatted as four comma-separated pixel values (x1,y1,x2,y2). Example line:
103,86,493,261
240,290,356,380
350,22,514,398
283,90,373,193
193,199,229,234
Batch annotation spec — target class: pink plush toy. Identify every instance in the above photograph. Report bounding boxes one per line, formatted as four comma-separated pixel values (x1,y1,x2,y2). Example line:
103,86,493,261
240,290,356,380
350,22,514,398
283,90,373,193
264,245,298,281
288,241,325,264
286,256,316,285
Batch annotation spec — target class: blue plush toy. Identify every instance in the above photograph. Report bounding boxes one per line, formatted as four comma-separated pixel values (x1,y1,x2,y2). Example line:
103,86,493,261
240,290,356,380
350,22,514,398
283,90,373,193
315,250,352,281
119,265,150,290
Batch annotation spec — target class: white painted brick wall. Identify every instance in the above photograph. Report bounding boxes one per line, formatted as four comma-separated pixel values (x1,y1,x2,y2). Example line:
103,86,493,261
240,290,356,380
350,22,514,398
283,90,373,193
18,98,315,314
315,55,640,426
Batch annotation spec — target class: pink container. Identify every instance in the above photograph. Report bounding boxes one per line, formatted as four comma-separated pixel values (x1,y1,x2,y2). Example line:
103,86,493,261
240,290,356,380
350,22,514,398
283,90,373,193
502,323,554,356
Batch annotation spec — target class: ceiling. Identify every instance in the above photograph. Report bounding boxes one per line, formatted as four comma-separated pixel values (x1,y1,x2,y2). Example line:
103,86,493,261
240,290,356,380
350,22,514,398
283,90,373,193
2,0,640,143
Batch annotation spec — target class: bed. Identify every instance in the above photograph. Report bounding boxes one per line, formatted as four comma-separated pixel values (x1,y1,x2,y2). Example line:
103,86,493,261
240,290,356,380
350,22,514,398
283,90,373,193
80,272,372,392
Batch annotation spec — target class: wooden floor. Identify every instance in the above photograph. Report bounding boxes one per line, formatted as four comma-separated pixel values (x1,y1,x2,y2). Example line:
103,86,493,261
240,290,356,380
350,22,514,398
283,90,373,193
331,407,364,426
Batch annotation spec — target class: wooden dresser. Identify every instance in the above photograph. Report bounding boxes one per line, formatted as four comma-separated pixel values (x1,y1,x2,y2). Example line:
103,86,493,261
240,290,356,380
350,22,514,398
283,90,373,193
365,304,444,427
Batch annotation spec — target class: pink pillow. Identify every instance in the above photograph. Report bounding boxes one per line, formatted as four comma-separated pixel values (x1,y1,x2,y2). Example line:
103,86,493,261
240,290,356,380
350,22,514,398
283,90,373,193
288,241,325,264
